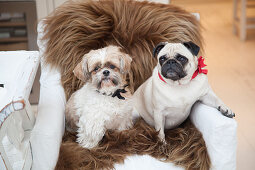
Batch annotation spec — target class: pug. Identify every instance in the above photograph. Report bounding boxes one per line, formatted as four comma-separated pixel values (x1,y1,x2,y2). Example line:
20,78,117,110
132,41,235,142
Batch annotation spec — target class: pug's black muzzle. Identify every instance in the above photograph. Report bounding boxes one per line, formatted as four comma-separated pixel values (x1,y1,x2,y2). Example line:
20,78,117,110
161,59,186,81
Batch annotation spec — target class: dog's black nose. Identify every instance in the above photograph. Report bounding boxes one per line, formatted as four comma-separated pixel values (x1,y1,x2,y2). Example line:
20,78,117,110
103,70,110,76
167,59,177,65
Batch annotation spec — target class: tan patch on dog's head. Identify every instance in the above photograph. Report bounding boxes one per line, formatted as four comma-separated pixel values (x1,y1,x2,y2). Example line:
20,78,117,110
104,46,132,74
73,55,90,82
73,45,132,95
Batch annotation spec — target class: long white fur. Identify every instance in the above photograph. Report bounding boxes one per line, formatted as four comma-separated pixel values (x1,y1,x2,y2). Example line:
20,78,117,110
73,83,132,148
66,46,133,148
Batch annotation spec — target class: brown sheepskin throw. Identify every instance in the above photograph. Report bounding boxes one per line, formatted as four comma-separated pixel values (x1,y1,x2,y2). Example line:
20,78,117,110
42,0,210,169
42,0,203,99
56,118,210,170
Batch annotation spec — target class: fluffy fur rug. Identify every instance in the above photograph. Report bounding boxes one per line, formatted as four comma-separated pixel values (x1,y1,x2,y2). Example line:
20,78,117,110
43,0,203,99
56,118,210,170
42,0,210,169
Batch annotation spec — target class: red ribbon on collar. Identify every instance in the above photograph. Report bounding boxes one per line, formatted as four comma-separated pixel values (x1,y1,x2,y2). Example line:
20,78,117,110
158,71,166,83
191,56,208,80
158,56,208,83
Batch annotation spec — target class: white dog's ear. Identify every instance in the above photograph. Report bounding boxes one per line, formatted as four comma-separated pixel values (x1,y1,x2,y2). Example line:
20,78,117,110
183,41,200,56
73,56,89,82
120,54,132,74
153,42,168,58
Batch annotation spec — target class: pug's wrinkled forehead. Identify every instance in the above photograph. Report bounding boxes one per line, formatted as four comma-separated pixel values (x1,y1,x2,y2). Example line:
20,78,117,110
153,42,200,60
160,44,191,61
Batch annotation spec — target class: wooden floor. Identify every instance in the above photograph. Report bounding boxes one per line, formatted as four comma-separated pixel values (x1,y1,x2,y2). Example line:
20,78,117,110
172,0,255,169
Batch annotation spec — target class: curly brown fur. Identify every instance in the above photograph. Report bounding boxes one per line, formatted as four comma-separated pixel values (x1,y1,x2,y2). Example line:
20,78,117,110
42,0,209,169
42,0,203,99
56,118,210,170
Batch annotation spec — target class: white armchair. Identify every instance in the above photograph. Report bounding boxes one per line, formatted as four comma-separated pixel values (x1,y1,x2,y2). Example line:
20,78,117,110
28,21,237,170
29,21,66,170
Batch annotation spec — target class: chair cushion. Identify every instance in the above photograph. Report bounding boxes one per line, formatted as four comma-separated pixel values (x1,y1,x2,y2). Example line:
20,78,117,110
190,103,237,170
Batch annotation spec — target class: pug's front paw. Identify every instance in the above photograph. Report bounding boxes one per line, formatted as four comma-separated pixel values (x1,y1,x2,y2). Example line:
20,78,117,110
158,131,167,144
218,105,235,118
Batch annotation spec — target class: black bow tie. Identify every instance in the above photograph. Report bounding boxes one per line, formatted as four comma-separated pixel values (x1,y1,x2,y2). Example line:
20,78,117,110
112,88,127,100
96,85,128,100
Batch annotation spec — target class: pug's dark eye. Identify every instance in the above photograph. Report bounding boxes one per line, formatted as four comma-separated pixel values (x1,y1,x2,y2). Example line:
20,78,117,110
176,55,188,64
159,55,167,62
94,66,100,71
109,64,116,69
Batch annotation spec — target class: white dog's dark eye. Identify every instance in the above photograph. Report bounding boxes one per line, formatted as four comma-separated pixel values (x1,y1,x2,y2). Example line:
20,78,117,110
94,66,100,71
109,64,116,69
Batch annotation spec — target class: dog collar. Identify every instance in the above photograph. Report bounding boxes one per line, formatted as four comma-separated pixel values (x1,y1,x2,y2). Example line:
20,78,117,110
112,88,127,100
158,72,166,83
191,56,208,80
112,84,128,100
96,85,128,100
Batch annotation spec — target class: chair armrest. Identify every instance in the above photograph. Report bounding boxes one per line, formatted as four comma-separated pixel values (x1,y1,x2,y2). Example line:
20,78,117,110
30,59,66,170
30,20,66,170
0,51,39,170
190,102,237,170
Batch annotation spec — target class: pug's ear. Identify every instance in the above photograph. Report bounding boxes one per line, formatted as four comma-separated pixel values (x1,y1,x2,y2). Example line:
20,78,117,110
120,54,132,74
183,41,200,56
153,42,167,58
73,56,89,82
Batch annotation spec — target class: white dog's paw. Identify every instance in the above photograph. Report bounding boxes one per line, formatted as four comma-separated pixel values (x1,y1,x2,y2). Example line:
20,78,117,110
77,136,97,149
218,105,235,118
79,140,97,149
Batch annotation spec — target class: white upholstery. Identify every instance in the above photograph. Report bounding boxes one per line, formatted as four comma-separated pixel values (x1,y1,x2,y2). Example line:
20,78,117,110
115,155,184,170
30,21,66,170
0,51,39,170
31,20,237,170
190,103,237,170
30,60,66,170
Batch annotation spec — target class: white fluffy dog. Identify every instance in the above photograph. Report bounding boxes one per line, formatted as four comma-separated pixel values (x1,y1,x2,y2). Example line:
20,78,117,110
65,46,133,149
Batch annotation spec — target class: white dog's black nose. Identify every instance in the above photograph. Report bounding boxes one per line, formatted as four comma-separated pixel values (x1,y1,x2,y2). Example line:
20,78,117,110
103,70,110,76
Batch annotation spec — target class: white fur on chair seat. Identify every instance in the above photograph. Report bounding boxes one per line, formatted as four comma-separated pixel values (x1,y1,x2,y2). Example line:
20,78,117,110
30,20,237,170
114,155,184,170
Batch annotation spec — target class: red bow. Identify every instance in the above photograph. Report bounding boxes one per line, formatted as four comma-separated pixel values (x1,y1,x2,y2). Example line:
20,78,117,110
158,71,166,83
191,56,208,80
